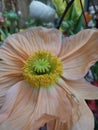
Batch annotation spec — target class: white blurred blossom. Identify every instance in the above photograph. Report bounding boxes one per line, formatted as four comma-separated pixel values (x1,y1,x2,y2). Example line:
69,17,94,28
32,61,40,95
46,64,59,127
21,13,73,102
29,1,56,22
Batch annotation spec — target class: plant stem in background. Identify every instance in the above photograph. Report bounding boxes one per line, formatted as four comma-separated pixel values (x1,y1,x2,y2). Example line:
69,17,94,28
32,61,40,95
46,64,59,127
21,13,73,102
80,0,88,28
56,0,75,29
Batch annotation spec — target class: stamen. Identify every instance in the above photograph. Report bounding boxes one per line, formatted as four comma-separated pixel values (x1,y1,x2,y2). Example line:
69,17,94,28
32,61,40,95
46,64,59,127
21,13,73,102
23,50,63,88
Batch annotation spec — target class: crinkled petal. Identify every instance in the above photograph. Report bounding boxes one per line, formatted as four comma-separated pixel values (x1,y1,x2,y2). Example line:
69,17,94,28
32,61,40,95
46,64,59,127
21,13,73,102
37,116,72,130
0,39,28,63
59,29,98,80
61,78,98,100
0,46,25,81
47,118,71,130
0,80,41,130
46,79,95,130
0,27,62,62
0,81,72,130
0,60,22,77
0,77,21,107
71,100,94,130
0,59,23,107
20,27,62,55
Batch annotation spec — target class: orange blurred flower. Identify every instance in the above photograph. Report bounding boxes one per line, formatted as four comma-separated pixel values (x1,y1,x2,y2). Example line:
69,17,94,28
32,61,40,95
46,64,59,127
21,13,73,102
83,12,92,24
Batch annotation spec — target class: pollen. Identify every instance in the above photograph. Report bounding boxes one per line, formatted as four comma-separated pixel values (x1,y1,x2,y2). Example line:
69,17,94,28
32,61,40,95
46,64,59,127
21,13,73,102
23,50,63,88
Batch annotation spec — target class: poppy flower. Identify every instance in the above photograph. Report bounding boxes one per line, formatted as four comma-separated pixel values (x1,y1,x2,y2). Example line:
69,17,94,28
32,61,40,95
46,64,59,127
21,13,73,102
0,27,98,130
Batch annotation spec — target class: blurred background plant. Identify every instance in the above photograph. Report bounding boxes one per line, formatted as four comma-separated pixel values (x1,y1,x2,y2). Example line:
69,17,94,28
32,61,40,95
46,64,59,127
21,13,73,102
0,0,98,129
0,0,98,42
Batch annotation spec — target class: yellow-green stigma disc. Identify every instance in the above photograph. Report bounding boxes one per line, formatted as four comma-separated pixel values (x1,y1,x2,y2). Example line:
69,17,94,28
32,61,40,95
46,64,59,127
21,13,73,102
23,50,63,88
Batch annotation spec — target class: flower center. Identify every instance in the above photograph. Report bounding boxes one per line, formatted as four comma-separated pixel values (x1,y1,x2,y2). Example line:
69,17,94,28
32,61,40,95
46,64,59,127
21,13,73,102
33,58,51,74
23,50,63,88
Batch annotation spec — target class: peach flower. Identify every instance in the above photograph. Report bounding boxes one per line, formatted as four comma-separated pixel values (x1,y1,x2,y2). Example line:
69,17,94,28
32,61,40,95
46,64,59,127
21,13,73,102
0,27,98,130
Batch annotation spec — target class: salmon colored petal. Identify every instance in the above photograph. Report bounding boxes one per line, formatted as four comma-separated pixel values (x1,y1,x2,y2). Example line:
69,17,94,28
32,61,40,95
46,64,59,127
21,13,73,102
47,101,94,130
61,78,98,100
0,81,24,123
0,37,28,62
0,81,39,130
47,80,95,130
0,27,62,62
71,100,94,130
33,115,68,130
35,114,71,130
30,80,79,130
0,60,23,77
60,29,98,80
20,27,62,55
0,75,22,108
37,78,96,130
23,84,72,130
47,118,71,130
0,81,72,130
0,46,26,79
0,59,23,108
